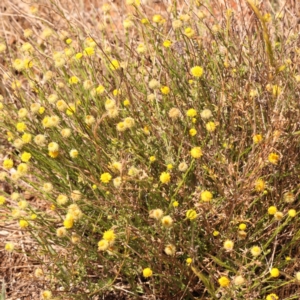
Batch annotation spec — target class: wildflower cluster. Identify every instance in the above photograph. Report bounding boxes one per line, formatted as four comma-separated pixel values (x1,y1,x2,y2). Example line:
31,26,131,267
0,0,299,299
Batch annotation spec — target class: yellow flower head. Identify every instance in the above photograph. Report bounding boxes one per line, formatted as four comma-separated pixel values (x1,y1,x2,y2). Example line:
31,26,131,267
3,159,13,170
161,86,170,95
270,268,280,278
63,215,74,229
186,258,192,265
206,121,216,132
200,190,213,202
16,122,27,132
186,108,197,117
143,267,153,277
41,290,52,300
160,172,171,184
266,294,278,300
103,229,116,243
163,40,172,48
189,128,197,136
268,153,279,164
19,219,29,228
223,239,234,251
190,66,204,78
255,178,265,192
253,134,263,144
161,215,173,228
250,246,262,257
288,209,296,217
218,276,230,287
69,76,80,85
109,59,120,70
21,152,32,162
100,172,112,183
84,47,95,56
239,223,247,230
268,206,277,215
5,242,15,252
186,209,197,220
98,239,109,251
190,147,202,159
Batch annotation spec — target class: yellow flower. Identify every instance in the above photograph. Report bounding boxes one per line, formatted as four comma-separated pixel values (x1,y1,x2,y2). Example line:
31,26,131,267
143,267,153,278
103,229,116,243
69,76,80,85
84,47,95,56
49,151,59,158
41,290,52,299
5,242,14,252
288,209,296,217
190,147,202,158
116,122,126,132
48,142,59,152
163,40,172,48
223,239,234,251
123,99,130,106
255,179,265,192
70,149,78,158
186,258,192,265
109,59,120,70
19,219,29,228
153,14,163,23
0,196,6,205
149,156,156,162
184,27,195,38
270,268,280,278
63,215,74,229
239,223,247,230
268,153,279,164
272,85,282,97
172,201,179,207
253,134,263,144
186,108,197,117
200,190,213,202
190,66,203,78
213,230,220,236
98,239,109,251
16,122,27,132
268,206,277,215
167,164,173,170
21,152,31,162
206,121,216,132
22,133,32,143
17,163,28,174
75,52,83,60
250,246,262,257
160,86,170,95
189,128,197,136
100,172,112,183
186,209,197,220
161,215,173,228
3,159,13,170
160,172,171,184
266,294,278,300
218,276,230,287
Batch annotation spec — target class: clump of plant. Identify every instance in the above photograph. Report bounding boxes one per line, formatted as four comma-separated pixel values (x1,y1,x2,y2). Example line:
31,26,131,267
0,0,299,299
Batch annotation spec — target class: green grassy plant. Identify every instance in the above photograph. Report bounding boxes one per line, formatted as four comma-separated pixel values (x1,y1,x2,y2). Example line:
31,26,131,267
0,1,299,299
